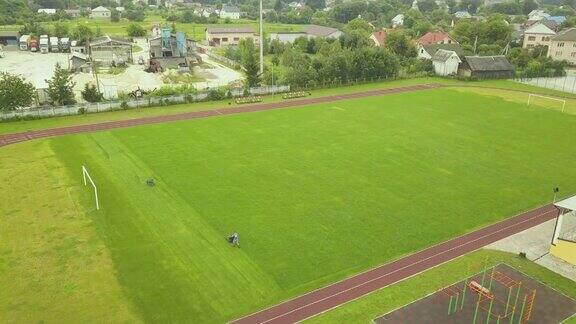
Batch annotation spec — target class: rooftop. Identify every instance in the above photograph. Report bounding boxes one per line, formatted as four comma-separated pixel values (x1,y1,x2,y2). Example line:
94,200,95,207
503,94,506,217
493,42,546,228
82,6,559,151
432,49,460,62
206,26,255,34
422,43,464,56
552,28,576,42
302,25,340,37
418,31,455,45
463,55,514,71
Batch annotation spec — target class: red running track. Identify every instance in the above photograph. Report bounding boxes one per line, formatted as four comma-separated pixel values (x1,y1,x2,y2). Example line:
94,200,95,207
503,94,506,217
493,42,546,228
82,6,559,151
0,84,441,147
231,204,559,324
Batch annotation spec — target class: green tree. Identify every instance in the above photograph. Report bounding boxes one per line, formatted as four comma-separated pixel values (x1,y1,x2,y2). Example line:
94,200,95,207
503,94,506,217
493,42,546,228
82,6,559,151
306,0,325,10
81,83,103,102
111,8,120,22
126,10,145,21
385,31,417,59
52,22,69,38
522,0,538,15
344,17,373,37
239,39,261,87
45,63,76,106
127,23,146,37
417,0,439,12
274,0,283,11
72,24,94,44
0,72,35,111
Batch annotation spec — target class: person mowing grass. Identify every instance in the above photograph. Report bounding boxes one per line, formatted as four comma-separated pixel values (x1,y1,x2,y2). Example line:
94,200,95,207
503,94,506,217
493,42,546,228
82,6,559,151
227,232,240,247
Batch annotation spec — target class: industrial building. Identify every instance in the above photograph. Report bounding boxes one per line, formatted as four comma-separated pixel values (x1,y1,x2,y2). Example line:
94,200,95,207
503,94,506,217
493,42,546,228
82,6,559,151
0,31,20,48
89,35,133,66
148,27,199,72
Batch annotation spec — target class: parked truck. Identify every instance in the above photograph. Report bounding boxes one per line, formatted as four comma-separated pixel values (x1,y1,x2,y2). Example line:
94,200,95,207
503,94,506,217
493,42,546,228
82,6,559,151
60,37,70,52
29,37,39,52
50,37,59,52
19,35,30,50
39,35,49,54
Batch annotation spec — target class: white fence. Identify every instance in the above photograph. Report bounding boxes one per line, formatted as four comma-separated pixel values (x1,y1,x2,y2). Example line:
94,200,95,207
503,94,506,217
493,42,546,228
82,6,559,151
0,85,290,120
515,76,576,95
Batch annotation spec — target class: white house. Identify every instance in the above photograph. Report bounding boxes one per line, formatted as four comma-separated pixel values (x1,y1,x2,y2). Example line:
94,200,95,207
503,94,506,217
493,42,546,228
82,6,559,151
522,22,556,49
454,10,471,19
220,4,241,20
432,49,461,76
528,10,550,21
391,14,404,28
38,8,56,14
90,6,111,19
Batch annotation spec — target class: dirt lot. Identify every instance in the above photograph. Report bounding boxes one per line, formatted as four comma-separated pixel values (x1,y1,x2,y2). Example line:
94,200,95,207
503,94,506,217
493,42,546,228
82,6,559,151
0,40,242,101
375,264,576,324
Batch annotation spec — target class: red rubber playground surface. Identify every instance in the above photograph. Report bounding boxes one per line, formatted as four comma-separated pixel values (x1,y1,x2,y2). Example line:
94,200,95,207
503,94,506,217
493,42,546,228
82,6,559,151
0,84,441,148
231,204,559,324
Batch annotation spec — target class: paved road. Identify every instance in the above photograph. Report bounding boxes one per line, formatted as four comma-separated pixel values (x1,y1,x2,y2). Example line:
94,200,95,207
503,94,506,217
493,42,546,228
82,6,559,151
231,204,559,324
0,84,441,147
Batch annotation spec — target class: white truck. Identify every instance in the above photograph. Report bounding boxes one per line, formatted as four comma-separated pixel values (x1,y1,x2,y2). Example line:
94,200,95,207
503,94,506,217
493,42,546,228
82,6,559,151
50,37,59,52
60,37,70,52
39,35,49,54
19,35,30,50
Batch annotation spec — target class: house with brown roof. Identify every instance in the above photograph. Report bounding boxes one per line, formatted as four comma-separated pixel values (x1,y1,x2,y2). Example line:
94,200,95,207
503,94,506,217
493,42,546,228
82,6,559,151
206,27,257,46
370,29,388,47
547,28,576,65
417,31,457,46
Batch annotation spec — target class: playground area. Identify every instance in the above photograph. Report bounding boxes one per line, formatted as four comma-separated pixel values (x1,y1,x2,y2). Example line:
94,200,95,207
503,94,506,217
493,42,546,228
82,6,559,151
375,264,576,323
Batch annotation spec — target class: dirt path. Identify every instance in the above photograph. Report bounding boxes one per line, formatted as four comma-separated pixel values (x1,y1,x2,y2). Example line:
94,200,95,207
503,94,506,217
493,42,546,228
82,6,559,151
231,204,559,324
0,84,442,147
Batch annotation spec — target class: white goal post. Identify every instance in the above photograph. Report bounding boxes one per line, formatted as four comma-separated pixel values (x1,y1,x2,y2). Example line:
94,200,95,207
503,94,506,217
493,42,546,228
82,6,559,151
527,94,567,113
82,165,100,210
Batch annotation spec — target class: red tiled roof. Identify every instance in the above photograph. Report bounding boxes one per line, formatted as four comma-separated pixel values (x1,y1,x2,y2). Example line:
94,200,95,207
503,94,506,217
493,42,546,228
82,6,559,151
371,29,388,45
417,31,454,45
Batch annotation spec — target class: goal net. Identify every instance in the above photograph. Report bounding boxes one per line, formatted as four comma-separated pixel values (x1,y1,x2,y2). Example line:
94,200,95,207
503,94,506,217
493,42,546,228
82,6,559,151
82,165,100,210
527,94,567,113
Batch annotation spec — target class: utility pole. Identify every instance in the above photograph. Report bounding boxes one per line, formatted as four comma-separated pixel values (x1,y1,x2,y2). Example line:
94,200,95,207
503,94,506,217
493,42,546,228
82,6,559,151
259,0,264,74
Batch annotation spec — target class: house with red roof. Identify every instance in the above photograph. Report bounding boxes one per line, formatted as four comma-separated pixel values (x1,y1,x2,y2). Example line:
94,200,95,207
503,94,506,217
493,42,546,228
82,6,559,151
370,29,388,47
417,31,457,46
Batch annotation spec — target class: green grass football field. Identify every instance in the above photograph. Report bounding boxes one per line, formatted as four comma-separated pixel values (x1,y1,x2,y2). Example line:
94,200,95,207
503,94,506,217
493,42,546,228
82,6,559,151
2,87,576,322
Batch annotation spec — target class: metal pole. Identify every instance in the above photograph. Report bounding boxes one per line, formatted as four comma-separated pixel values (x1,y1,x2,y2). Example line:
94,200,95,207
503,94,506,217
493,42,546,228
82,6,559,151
518,294,528,322
486,297,494,324
509,282,522,324
461,279,468,309
453,292,459,314
505,286,512,314
448,296,453,315
473,293,482,324
259,0,263,75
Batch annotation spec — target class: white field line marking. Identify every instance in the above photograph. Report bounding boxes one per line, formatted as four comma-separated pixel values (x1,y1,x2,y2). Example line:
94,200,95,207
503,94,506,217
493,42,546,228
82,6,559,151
230,204,556,324
258,209,556,324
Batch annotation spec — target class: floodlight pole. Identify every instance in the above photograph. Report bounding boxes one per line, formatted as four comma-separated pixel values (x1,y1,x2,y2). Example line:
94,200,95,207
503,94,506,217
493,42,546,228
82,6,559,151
259,0,264,75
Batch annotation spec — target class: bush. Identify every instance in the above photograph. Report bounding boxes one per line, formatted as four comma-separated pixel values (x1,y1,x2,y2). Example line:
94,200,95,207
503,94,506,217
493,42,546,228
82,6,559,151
77,107,87,114
207,89,226,101
120,101,129,109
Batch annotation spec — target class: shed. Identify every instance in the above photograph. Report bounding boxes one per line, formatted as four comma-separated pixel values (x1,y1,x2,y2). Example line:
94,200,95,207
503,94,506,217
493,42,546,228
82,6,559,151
432,49,461,76
0,31,20,47
458,56,514,79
